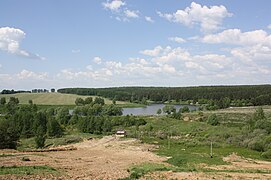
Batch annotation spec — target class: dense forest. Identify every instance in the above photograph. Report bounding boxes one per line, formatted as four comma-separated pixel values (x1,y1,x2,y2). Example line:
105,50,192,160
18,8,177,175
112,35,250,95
58,85,271,108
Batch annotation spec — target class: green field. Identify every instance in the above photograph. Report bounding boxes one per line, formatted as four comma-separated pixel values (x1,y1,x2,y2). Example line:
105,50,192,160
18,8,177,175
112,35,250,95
0,93,130,105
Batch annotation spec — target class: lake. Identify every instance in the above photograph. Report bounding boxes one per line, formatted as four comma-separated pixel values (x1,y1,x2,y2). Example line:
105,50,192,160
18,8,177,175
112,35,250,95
122,104,198,116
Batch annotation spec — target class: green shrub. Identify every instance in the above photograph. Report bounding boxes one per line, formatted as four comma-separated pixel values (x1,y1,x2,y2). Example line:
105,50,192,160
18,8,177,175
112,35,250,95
261,149,271,159
248,139,265,152
207,114,219,126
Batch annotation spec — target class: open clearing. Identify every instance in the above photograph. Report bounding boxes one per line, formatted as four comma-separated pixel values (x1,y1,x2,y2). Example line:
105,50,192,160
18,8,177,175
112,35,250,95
212,105,271,114
0,136,167,179
0,93,128,105
1,136,271,179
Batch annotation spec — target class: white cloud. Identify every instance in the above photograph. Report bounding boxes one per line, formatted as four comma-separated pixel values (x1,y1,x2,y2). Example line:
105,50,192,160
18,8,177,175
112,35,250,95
102,0,140,21
185,61,205,71
158,2,232,33
86,65,93,70
168,37,186,43
231,44,271,64
129,58,149,65
145,16,154,23
124,9,139,18
268,24,271,29
102,0,125,11
93,56,102,64
72,49,80,53
202,28,271,69
0,27,45,60
162,64,176,74
202,29,271,46
140,46,163,57
17,69,48,80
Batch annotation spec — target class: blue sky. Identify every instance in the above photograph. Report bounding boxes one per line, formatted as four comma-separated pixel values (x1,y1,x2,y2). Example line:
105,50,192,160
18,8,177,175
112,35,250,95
0,0,271,90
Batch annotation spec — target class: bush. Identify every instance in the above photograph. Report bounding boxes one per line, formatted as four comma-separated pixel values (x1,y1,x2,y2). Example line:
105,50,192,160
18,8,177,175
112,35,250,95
248,138,265,152
261,149,271,159
181,106,190,113
207,114,219,126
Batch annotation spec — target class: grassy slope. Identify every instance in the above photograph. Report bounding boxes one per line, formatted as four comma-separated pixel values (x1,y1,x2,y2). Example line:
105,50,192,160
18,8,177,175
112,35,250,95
0,93,130,105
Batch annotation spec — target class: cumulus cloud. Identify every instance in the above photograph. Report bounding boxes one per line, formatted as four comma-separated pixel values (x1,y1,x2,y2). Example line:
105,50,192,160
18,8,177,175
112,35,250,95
102,0,125,11
93,56,102,64
202,28,271,68
140,46,163,56
4,43,269,88
158,2,232,33
145,16,154,23
102,0,141,21
202,29,271,46
124,10,139,18
0,27,45,60
17,69,48,80
168,37,186,43
129,58,149,65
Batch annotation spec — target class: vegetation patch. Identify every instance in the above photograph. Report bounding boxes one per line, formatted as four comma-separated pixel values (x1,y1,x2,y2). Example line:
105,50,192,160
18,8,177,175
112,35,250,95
122,163,172,179
0,154,16,157
0,165,57,175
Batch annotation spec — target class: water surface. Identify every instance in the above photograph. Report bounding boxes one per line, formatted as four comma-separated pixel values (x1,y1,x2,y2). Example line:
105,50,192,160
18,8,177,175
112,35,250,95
122,104,198,116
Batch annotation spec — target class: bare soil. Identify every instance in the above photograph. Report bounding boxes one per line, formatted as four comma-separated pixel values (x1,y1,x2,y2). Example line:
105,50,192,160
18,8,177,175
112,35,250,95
1,138,271,179
0,136,166,179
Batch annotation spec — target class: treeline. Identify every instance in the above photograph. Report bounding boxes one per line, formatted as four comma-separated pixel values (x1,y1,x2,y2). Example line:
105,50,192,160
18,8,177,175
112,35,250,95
57,85,271,107
1,89,31,94
1,88,56,94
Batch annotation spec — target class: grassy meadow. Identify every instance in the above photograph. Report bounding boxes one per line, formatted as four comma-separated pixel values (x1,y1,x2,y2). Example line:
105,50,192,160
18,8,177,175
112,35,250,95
0,93,132,106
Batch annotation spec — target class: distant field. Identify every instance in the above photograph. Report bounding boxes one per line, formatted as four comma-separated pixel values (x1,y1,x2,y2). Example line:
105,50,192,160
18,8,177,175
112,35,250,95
0,93,128,105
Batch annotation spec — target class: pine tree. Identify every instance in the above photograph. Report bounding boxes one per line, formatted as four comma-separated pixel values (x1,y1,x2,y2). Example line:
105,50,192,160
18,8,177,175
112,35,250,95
35,125,46,148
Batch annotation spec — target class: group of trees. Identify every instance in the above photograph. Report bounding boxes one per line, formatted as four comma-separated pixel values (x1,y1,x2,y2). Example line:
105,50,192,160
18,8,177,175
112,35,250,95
156,105,190,120
31,89,49,93
75,97,105,106
58,85,271,108
0,96,128,149
0,101,64,149
1,89,31,94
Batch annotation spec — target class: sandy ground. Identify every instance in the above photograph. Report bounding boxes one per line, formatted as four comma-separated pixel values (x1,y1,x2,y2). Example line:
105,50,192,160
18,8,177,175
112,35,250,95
0,136,166,179
1,138,271,180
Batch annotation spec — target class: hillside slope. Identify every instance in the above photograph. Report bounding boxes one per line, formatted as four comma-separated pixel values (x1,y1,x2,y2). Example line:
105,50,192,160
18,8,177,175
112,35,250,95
0,93,120,105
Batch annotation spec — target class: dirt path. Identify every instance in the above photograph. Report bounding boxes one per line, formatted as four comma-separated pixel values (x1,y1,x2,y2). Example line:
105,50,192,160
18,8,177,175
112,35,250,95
0,136,166,179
